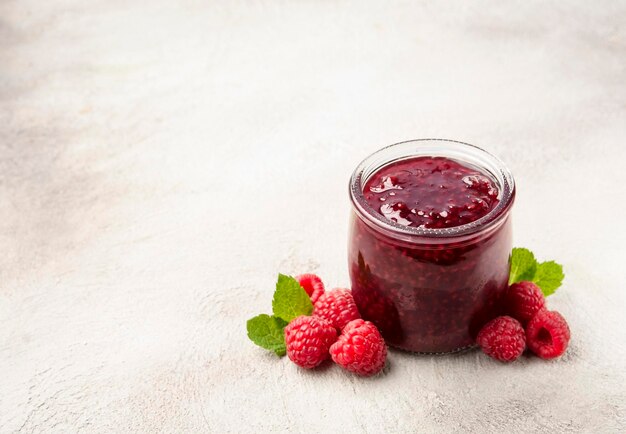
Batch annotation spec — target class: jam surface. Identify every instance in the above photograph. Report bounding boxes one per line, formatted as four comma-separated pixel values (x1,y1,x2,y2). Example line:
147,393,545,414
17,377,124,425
350,156,513,353
363,157,499,229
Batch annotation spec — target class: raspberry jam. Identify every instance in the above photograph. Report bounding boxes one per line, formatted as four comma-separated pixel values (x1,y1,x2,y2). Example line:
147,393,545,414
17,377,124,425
363,157,500,229
348,139,515,353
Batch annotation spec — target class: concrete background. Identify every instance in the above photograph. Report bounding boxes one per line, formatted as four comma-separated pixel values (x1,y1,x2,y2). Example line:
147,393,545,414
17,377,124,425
1,1,625,432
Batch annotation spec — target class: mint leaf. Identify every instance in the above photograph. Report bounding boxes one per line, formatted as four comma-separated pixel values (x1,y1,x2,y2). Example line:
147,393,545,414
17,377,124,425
534,261,564,297
246,273,312,357
272,273,313,322
509,247,538,285
246,314,288,356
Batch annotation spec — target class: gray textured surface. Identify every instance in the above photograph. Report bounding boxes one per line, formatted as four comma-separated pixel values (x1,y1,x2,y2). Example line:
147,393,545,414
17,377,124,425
1,1,626,432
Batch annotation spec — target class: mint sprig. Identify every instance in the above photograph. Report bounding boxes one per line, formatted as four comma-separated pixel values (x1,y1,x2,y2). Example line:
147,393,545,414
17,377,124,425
247,274,313,356
509,247,564,296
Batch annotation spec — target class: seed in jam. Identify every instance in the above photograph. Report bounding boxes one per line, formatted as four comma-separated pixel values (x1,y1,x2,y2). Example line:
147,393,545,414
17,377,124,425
363,157,500,229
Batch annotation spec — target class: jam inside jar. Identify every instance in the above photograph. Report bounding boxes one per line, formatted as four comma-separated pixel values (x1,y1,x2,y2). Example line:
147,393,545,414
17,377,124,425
348,139,515,353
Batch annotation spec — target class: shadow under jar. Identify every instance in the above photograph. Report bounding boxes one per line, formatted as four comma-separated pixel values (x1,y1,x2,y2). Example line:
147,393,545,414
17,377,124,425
348,139,515,353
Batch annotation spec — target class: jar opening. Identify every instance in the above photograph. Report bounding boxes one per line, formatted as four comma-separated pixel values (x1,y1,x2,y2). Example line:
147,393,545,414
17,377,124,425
349,139,515,242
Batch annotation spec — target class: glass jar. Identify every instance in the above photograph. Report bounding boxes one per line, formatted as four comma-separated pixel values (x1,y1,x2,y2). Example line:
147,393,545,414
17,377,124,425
348,139,515,353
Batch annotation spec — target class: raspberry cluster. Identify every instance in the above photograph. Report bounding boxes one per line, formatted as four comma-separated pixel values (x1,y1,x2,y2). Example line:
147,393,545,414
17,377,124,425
476,281,570,362
285,274,387,376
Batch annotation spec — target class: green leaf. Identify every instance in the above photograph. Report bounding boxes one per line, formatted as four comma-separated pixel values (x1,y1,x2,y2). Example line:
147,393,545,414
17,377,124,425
509,247,538,285
246,314,288,356
534,261,564,297
272,273,313,322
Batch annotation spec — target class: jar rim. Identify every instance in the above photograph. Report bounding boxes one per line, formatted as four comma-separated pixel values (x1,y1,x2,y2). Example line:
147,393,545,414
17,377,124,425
349,138,515,242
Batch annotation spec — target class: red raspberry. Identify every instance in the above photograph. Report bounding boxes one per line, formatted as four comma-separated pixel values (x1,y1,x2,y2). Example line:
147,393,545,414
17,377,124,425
313,288,361,331
330,319,387,376
284,316,337,369
506,281,546,324
476,316,525,362
295,273,325,304
526,309,570,359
